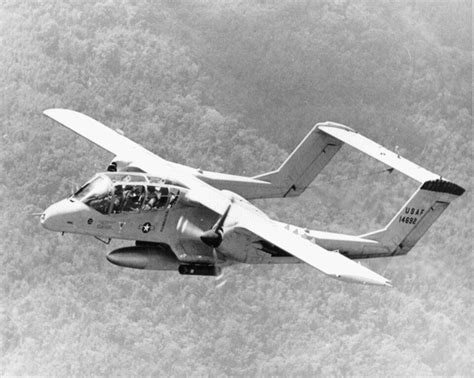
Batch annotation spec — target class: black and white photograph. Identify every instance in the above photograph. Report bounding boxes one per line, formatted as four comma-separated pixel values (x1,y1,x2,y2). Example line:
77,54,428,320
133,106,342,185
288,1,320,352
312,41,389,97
1,0,472,376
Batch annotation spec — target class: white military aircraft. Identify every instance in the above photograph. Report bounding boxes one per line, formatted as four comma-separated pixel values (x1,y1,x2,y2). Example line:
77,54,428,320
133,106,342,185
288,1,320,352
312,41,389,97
41,109,465,287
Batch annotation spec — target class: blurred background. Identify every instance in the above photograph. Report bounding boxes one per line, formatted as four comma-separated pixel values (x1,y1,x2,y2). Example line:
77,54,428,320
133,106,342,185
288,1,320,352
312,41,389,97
0,0,472,375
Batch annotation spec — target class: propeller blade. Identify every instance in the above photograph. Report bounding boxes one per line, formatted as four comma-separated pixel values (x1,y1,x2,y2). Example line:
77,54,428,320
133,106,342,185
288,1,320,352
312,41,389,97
214,204,231,233
213,248,226,288
200,204,232,248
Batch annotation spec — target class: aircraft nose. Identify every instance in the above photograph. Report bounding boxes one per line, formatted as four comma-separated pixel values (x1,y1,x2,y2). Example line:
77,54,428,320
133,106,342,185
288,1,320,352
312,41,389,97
41,199,77,232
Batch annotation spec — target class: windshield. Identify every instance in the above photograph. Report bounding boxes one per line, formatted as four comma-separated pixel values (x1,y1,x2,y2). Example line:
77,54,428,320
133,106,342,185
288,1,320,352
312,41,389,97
73,176,112,214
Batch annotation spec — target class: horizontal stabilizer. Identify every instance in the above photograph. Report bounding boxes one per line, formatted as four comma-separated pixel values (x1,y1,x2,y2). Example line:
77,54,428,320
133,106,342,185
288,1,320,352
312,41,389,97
317,122,440,183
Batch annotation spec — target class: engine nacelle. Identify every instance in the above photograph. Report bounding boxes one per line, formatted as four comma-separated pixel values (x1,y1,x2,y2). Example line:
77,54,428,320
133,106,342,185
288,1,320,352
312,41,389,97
106,244,179,270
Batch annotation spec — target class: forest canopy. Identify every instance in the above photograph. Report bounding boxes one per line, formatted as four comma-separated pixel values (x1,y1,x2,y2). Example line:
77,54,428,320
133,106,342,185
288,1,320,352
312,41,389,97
0,0,472,376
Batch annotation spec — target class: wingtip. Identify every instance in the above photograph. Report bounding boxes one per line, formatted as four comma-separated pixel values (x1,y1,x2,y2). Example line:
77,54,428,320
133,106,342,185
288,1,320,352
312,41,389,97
331,273,393,287
43,108,70,116
368,278,393,287
363,278,392,287
43,108,64,119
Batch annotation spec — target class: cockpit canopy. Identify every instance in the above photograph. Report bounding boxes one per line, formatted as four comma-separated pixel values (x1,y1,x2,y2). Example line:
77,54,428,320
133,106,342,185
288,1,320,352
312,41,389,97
72,172,182,215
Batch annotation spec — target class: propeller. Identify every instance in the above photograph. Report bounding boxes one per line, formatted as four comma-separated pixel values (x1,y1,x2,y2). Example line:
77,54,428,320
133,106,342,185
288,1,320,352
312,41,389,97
66,179,79,195
202,204,231,287
176,204,232,286
200,204,231,248
213,247,226,288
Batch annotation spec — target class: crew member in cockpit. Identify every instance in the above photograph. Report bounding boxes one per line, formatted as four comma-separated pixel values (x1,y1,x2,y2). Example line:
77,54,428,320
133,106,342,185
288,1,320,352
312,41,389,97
143,186,159,211
112,185,124,213
122,185,143,212
157,187,169,208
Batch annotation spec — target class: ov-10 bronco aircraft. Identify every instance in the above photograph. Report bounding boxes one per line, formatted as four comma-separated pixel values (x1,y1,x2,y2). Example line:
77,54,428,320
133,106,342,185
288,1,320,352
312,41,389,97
41,109,465,287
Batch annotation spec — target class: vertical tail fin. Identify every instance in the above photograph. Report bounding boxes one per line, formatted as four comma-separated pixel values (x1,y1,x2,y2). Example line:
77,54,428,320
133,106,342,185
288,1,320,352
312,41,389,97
362,180,465,255
253,125,343,197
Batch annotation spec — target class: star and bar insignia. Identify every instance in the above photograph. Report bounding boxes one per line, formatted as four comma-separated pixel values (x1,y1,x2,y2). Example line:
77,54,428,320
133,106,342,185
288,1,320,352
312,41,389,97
139,222,154,233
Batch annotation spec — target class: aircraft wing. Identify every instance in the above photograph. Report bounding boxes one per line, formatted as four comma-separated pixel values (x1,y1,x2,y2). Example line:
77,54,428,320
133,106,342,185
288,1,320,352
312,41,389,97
222,208,392,286
44,109,163,162
43,108,232,215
